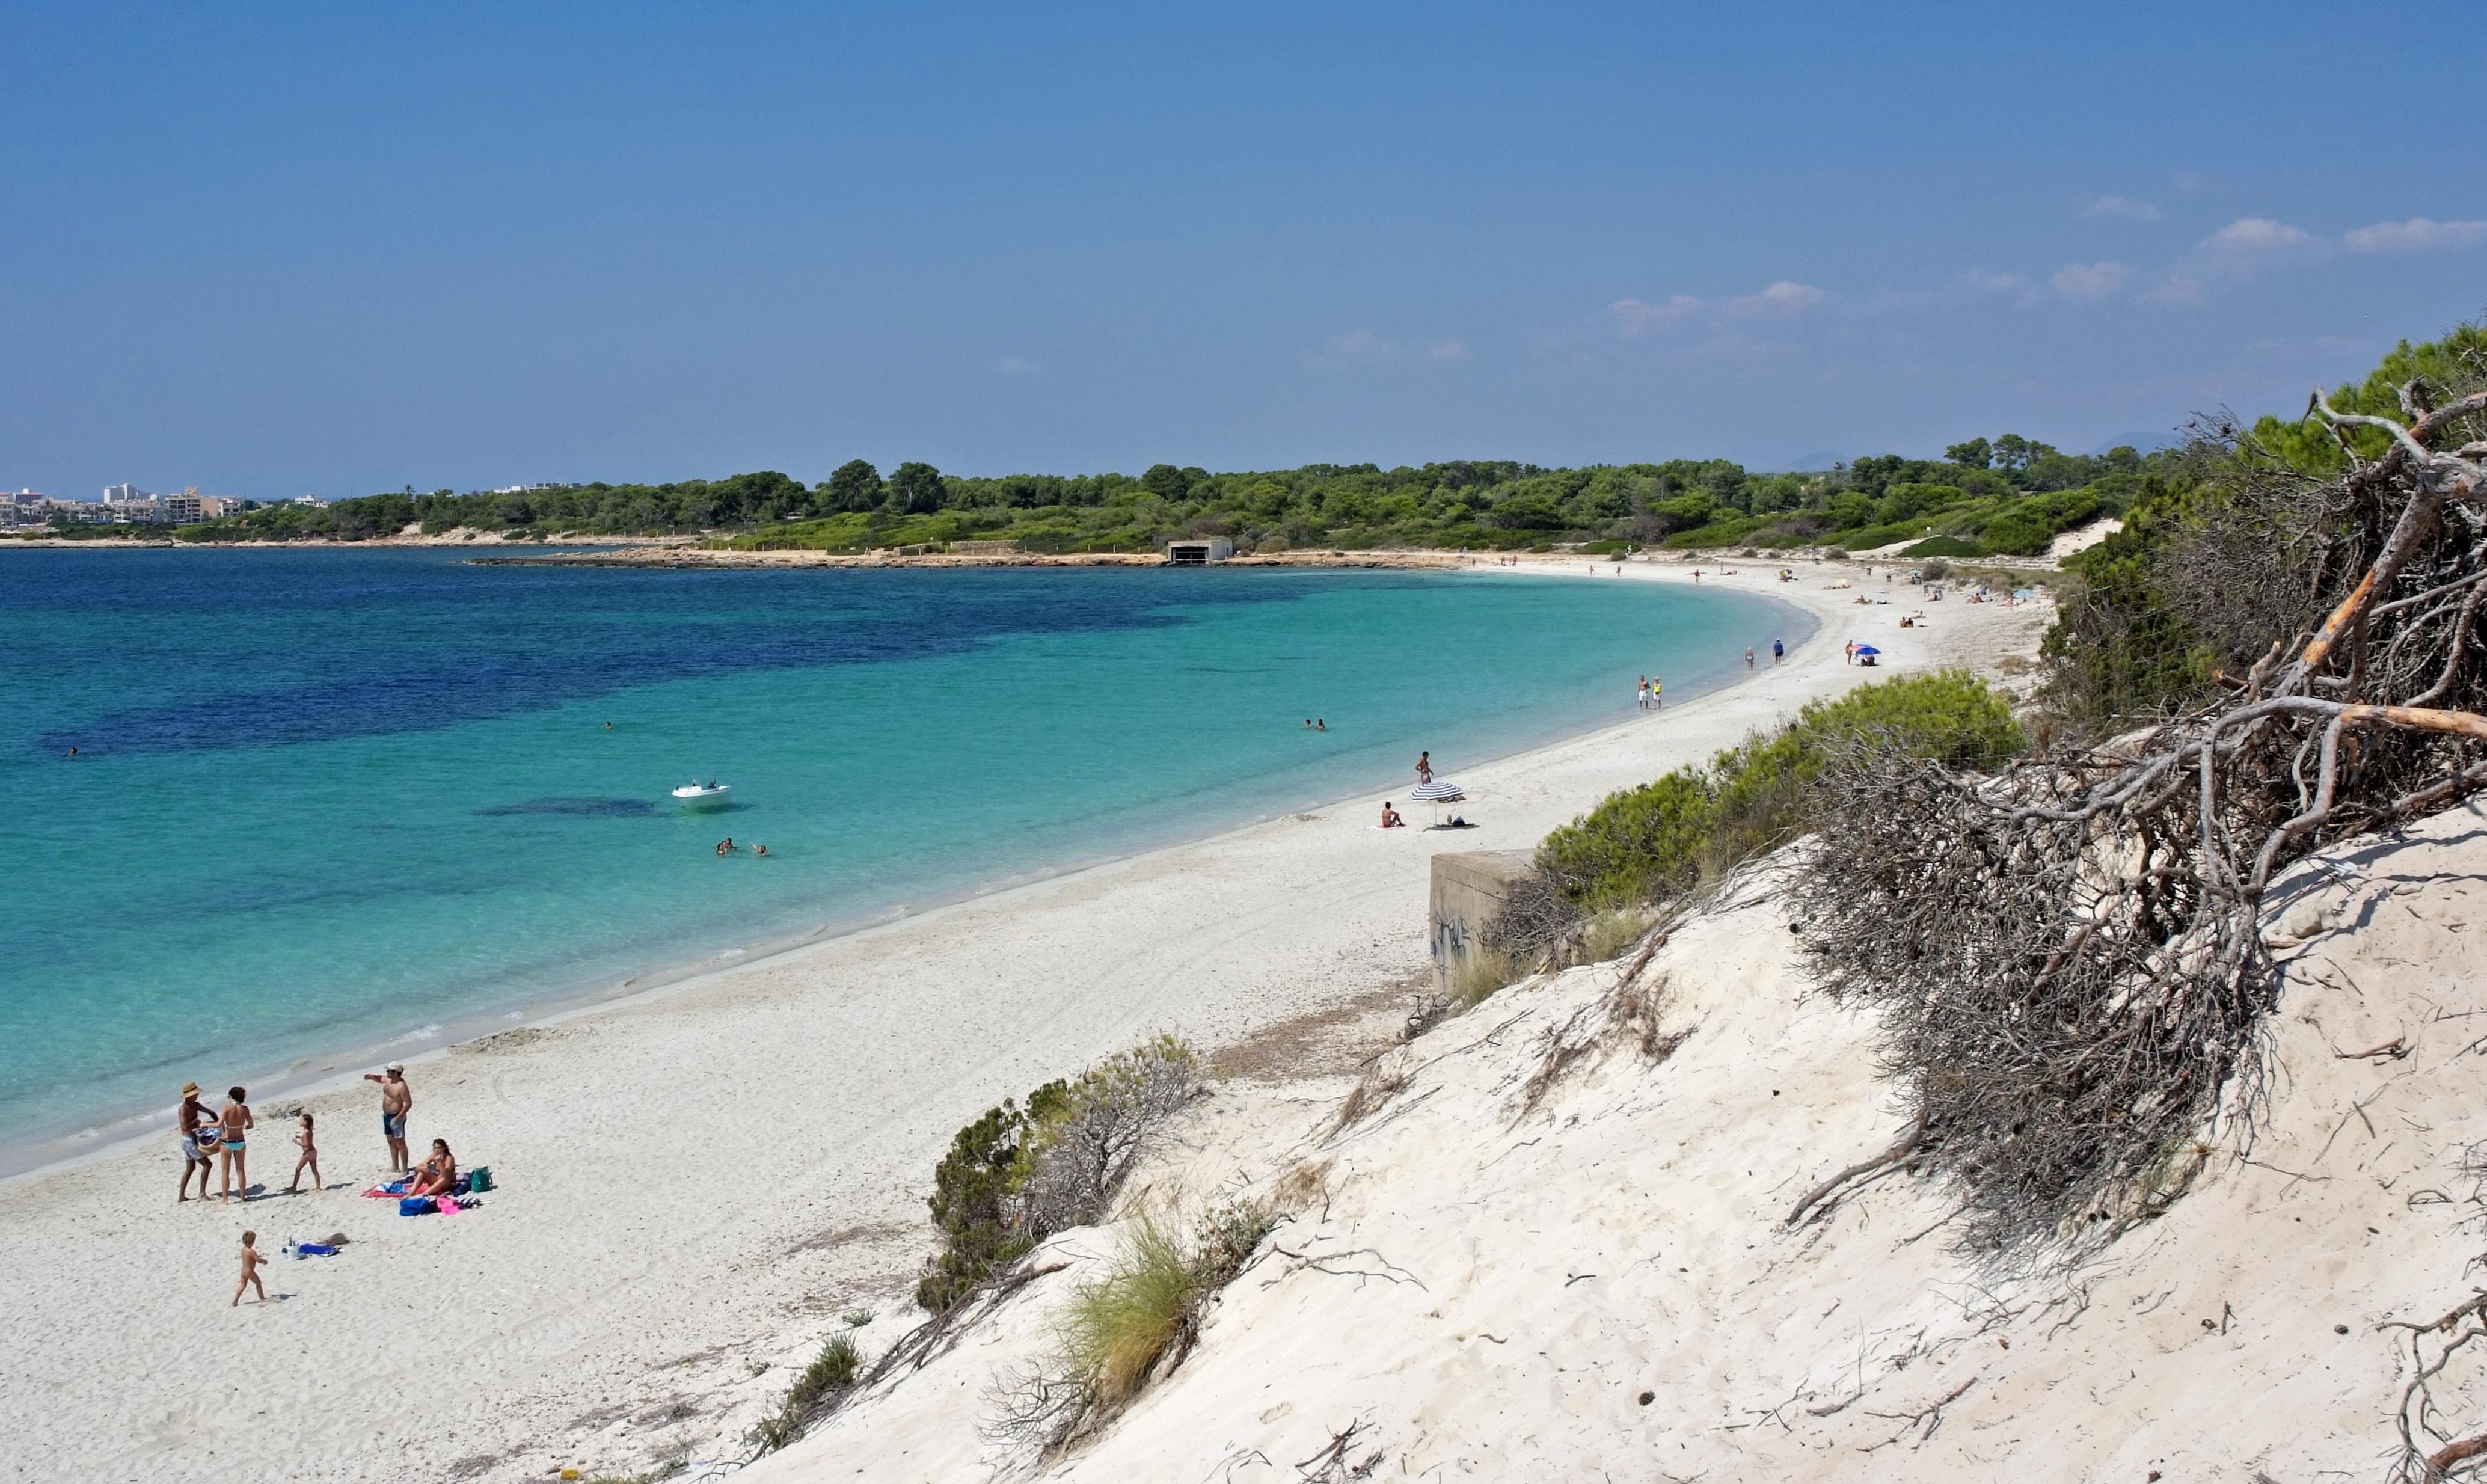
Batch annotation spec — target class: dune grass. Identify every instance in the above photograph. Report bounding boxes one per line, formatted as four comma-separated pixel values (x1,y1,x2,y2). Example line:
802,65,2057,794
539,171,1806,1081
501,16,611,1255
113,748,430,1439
1055,1212,1198,1408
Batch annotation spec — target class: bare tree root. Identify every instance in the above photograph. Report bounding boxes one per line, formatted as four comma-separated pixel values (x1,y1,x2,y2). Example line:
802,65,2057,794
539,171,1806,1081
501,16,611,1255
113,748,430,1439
1792,377,2487,1263
1785,1116,1928,1228
2386,1293,2487,1482
1295,1419,1385,1481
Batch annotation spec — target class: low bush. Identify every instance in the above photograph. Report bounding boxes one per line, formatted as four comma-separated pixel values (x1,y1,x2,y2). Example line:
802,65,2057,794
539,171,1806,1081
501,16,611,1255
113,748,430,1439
916,1037,1201,1313
989,1196,1277,1453
1447,946,1518,1010
1525,671,2022,913
750,1332,860,1452
1580,907,1651,962
1901,535,1984,558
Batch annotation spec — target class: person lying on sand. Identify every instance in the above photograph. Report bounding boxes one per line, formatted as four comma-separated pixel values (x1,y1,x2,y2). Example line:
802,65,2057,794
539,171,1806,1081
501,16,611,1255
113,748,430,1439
406,1139,458,1200
1379,803,1405,829
232,1231,268,1306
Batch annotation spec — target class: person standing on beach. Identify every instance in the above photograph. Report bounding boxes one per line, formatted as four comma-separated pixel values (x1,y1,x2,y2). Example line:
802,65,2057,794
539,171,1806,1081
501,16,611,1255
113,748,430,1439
177,1082,216,1203
1651,676,1663,709
285,1111,322,1195
217,1087,254,1202
1744,646,1755,670
1773,637,1783,664
365,1064,412,1173
1414,751,1432,784
232,1231,268,1305
1845,639,1856,665
1636,676,1649,710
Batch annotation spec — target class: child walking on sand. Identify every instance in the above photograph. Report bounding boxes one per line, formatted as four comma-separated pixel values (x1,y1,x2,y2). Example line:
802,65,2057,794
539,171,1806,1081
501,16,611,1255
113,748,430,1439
232,1231,267,1305
286,1111,321,1194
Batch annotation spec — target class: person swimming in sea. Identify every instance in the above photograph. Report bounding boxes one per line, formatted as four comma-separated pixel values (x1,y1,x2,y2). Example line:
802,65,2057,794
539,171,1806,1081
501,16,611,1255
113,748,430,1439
752,843,768,857
716,838,734,856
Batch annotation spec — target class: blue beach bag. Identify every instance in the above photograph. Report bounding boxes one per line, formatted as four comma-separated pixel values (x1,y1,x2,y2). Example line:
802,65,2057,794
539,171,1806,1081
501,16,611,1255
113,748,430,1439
398,1195,437,1216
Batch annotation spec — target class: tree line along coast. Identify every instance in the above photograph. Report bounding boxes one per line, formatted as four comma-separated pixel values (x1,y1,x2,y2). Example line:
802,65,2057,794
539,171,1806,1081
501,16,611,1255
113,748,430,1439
30,437,2154,559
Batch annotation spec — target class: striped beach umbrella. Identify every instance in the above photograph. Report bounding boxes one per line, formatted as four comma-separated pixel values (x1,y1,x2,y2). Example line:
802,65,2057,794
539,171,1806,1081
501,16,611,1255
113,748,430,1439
1409,779,1466,802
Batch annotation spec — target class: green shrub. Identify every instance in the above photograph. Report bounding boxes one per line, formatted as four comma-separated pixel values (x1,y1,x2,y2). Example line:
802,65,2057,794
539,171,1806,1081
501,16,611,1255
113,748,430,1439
750,1331,862,1452
1532,671,2022,906
916,1037,1201,1314
1901,535,1985,558
1979,509,2053,556
914,1082,1066,1313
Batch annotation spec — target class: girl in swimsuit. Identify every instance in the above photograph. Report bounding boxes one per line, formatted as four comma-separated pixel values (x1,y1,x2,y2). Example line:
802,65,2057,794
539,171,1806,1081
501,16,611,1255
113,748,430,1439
219,1087,255,1203
286,1111,322,1195
408,1139,459,1200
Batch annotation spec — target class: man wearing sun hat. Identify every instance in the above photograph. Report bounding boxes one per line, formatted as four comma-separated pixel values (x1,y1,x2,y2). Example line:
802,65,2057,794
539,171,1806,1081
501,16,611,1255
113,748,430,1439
176,1082,216,1202
364,1063,414,1173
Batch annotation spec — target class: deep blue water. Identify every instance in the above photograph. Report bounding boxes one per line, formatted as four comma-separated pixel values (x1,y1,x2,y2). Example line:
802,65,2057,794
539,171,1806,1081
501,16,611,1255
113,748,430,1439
0,549,1792,1149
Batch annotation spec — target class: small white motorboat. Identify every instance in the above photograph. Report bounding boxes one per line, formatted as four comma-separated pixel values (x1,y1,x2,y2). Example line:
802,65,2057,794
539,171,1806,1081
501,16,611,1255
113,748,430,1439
670,780,732,808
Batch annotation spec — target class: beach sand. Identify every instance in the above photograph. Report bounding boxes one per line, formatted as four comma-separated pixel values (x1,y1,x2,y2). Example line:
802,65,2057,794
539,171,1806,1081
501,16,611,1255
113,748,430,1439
0,558,2050,1483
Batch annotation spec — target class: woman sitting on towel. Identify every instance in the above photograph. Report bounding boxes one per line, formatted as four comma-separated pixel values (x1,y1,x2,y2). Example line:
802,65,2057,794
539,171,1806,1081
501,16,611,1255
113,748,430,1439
1379,802,1406,829
406,1139,459,1200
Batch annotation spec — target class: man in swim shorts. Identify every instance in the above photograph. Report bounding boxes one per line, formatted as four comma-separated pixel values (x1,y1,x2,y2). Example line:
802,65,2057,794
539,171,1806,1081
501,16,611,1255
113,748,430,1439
177,1082,216,1203
364,1063,413,1173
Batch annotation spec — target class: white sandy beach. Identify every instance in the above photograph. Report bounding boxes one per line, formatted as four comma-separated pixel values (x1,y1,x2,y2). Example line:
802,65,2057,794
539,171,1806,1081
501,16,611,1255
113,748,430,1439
0,557,2051,1484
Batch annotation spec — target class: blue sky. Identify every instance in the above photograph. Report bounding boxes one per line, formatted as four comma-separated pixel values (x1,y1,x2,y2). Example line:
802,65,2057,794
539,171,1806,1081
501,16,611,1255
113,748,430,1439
3,1,2480,499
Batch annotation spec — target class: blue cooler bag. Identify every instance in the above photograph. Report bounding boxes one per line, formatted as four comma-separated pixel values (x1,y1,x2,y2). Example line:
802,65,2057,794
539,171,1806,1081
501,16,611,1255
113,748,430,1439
398,1195,437,1216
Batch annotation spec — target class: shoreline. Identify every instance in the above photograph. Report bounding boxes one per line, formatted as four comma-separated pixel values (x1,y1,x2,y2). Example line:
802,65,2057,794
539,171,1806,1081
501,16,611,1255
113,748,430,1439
2,565,1815,1182
0,558,2051,1484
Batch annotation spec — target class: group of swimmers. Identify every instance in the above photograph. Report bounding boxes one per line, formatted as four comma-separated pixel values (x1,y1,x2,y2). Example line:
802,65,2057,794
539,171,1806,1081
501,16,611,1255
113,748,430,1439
1301,718,1328,731
715,838,770,857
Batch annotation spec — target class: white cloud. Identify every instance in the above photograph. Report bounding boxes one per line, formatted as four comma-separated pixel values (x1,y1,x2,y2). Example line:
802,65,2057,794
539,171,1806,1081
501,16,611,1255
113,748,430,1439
1726,280,1825,316
2346,217,2487,254
2082,195,2163,222
1610,281,1824,338
1606,295,1705,336
2050,260,2131,301
2146,217,2325,303
1426,337,1471,363
989,355,1044,375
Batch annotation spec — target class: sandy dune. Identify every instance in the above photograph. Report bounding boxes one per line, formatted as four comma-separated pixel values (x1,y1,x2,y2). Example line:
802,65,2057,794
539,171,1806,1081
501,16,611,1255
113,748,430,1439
748,804,2487,1484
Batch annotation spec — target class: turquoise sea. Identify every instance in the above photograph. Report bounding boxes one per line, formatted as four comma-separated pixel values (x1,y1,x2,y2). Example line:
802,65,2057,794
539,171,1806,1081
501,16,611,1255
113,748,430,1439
0,550,1797,1160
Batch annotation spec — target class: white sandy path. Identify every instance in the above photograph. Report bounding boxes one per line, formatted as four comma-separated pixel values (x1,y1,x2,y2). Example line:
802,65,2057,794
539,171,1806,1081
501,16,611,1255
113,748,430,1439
0,559,2044,1484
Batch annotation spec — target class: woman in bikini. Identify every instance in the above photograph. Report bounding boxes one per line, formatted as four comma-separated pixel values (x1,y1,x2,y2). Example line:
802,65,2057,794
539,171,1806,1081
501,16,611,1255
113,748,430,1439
218,1086,256,1203
406,1138,459,1200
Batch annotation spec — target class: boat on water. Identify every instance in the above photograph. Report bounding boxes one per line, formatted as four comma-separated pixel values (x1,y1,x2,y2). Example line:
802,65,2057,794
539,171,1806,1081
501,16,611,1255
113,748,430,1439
670,780,732,808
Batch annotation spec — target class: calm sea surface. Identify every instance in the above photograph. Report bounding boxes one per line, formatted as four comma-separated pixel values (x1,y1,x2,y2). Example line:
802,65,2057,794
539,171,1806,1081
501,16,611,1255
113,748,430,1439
0,550,1795,1150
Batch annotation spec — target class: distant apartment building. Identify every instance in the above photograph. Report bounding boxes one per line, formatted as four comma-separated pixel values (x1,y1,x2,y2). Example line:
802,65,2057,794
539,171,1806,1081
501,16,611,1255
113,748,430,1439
162,492,203,524
102,482,151,504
